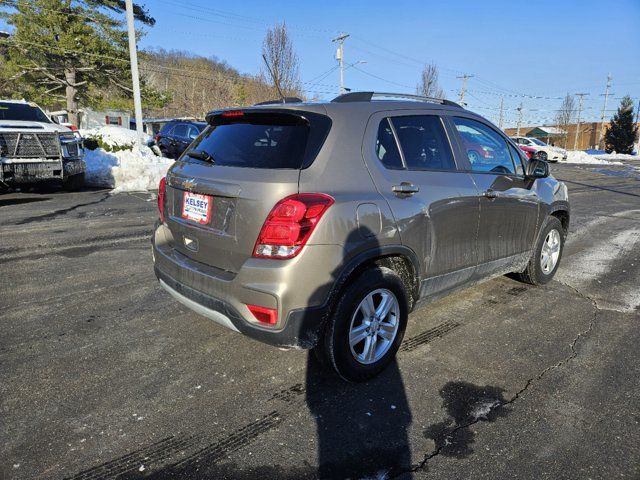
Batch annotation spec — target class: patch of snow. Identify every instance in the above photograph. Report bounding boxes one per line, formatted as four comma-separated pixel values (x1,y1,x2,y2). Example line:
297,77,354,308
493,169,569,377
80,125,150,149
85,146,173,193
565,151,624,165
558,226,640,312
471,400,501,420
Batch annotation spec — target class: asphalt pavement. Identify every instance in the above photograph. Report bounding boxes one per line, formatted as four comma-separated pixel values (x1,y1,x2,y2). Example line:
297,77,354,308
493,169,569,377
1,162,639,479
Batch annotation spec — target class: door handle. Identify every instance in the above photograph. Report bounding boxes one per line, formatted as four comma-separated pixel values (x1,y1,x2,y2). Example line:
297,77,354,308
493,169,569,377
483,189,498,199
392,182,420,195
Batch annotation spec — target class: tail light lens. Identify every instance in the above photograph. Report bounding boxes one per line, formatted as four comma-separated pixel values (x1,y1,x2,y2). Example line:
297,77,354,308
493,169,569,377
253,193,334,259
158,177,167,223
154,133,161,143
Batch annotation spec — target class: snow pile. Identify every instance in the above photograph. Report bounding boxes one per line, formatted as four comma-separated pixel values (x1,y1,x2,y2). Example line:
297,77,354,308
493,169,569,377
80,125,151,151
85,146,173,193
565,151,624,165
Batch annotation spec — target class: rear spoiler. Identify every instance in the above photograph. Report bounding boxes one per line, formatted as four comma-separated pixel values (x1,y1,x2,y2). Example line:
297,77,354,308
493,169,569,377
205,109,311,127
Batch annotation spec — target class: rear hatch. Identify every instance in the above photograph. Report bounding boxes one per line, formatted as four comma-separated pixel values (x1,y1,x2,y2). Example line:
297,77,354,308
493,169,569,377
165,108,331,274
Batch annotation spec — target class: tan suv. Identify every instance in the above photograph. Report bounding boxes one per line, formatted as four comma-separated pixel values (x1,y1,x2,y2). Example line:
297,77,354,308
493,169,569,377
152,92,569,381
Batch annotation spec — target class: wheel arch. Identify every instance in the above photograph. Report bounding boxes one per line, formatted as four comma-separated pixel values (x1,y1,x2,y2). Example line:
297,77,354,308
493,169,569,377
326,245,421,318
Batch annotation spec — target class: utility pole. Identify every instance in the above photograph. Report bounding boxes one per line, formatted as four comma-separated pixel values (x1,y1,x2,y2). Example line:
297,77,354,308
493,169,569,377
456,74,473,105
332,33,349,95
516,103,523,136
596,74,612,149
125,0,144,149
635,99,640,154
573,93,589,150
498,97,505,129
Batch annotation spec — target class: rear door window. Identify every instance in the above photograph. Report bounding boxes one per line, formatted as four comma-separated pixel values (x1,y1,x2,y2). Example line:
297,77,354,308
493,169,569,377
189,112,323,169
391,116,456,171
452,117,517,175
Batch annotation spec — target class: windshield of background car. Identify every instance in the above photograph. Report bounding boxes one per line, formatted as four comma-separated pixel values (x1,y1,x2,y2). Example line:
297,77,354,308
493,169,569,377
530,138,547,146
0,102,52,123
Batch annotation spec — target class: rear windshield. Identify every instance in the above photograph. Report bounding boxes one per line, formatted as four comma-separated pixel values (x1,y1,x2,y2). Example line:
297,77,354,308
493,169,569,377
187,111,330,169
0,102,51,123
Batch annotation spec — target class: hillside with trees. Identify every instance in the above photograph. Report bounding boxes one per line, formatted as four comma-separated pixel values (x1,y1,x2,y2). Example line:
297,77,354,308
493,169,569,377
0,1,303,121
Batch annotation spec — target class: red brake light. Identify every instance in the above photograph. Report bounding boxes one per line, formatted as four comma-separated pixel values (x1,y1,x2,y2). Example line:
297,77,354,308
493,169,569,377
158,177,167,223
247,304,278,325
154,133,160,143
221,110,244,118
253,193,334,259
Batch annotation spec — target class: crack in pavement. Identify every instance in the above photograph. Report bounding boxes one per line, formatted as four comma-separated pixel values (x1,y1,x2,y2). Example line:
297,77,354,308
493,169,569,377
9,193,111,225
399,284,601,479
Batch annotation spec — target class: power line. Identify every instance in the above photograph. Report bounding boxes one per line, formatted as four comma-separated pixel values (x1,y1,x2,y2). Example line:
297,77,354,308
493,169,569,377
352,65,412,89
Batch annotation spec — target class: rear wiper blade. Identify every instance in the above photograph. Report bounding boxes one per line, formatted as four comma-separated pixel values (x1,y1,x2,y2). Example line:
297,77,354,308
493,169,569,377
185,149,214,163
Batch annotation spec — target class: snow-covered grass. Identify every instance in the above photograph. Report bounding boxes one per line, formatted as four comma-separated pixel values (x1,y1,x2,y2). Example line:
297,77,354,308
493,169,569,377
85,146,173,193
565,150,630,165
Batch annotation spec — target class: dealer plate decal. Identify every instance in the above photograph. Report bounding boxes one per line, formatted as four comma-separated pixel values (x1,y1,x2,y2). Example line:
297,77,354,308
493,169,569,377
181,192,212,224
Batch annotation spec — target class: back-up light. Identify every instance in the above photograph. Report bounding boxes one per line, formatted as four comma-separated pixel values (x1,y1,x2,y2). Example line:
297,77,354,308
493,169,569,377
253,193,334,259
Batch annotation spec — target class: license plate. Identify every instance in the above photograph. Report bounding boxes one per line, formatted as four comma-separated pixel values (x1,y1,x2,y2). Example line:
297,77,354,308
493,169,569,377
181,192,212,224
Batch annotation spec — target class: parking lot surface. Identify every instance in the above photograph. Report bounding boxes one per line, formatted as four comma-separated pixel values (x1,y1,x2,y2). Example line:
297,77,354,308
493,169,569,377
1,162,639,479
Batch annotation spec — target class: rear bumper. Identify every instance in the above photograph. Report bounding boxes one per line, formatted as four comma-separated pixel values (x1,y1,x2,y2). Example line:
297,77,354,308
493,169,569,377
151,222,341,349
155,266,328,348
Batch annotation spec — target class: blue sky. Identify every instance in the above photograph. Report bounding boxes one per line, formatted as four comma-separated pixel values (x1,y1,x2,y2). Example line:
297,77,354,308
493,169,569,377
3,0,640,126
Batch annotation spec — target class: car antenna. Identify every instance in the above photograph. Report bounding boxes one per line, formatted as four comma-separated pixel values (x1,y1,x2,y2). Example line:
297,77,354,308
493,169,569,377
261,54,286,104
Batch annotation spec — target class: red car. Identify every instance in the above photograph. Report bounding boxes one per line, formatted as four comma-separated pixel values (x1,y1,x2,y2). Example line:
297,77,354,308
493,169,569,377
518,144,539,160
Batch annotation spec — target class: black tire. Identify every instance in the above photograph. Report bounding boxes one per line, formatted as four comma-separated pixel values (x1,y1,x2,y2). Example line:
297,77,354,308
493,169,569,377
62,172,85,192
514,216,564,285
318,266,409,382
538,151,548,161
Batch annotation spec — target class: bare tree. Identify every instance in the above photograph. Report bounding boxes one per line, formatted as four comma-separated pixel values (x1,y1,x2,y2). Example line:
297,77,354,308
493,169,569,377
554,93,576,148
416,63,445,99
261,22,301,96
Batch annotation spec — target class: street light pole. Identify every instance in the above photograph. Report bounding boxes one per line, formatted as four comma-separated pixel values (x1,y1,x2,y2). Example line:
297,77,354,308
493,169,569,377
125,0,144,149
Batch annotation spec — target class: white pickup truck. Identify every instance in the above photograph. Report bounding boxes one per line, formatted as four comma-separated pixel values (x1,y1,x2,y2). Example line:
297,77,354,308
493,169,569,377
0,100,85,190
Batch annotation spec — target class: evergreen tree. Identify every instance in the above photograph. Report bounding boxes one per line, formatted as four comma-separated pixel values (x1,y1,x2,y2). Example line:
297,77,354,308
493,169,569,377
604,95,638,154
0,0,159,125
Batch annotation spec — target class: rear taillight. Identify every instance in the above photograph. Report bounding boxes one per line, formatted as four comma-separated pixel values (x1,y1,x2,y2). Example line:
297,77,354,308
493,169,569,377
253,193,334,259
154,133,160,143
158,177,167,223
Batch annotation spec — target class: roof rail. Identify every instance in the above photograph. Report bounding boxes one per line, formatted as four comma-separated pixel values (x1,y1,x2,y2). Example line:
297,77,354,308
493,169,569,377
254,97,303,106
331,91,462,108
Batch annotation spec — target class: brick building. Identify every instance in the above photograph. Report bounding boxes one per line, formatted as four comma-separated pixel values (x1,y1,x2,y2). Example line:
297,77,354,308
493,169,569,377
504,122,640,150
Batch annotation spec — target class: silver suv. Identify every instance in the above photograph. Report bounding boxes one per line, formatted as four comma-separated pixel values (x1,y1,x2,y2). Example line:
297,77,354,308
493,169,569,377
152,92,569,382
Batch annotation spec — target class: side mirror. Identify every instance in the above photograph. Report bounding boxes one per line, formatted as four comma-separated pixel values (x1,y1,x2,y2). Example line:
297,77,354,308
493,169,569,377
526,158,549,178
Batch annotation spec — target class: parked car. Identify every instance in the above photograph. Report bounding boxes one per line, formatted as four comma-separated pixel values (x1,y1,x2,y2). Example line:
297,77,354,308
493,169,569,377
152,92,570,382
0,100,85,190
155,120,207,159
511,136,567,162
